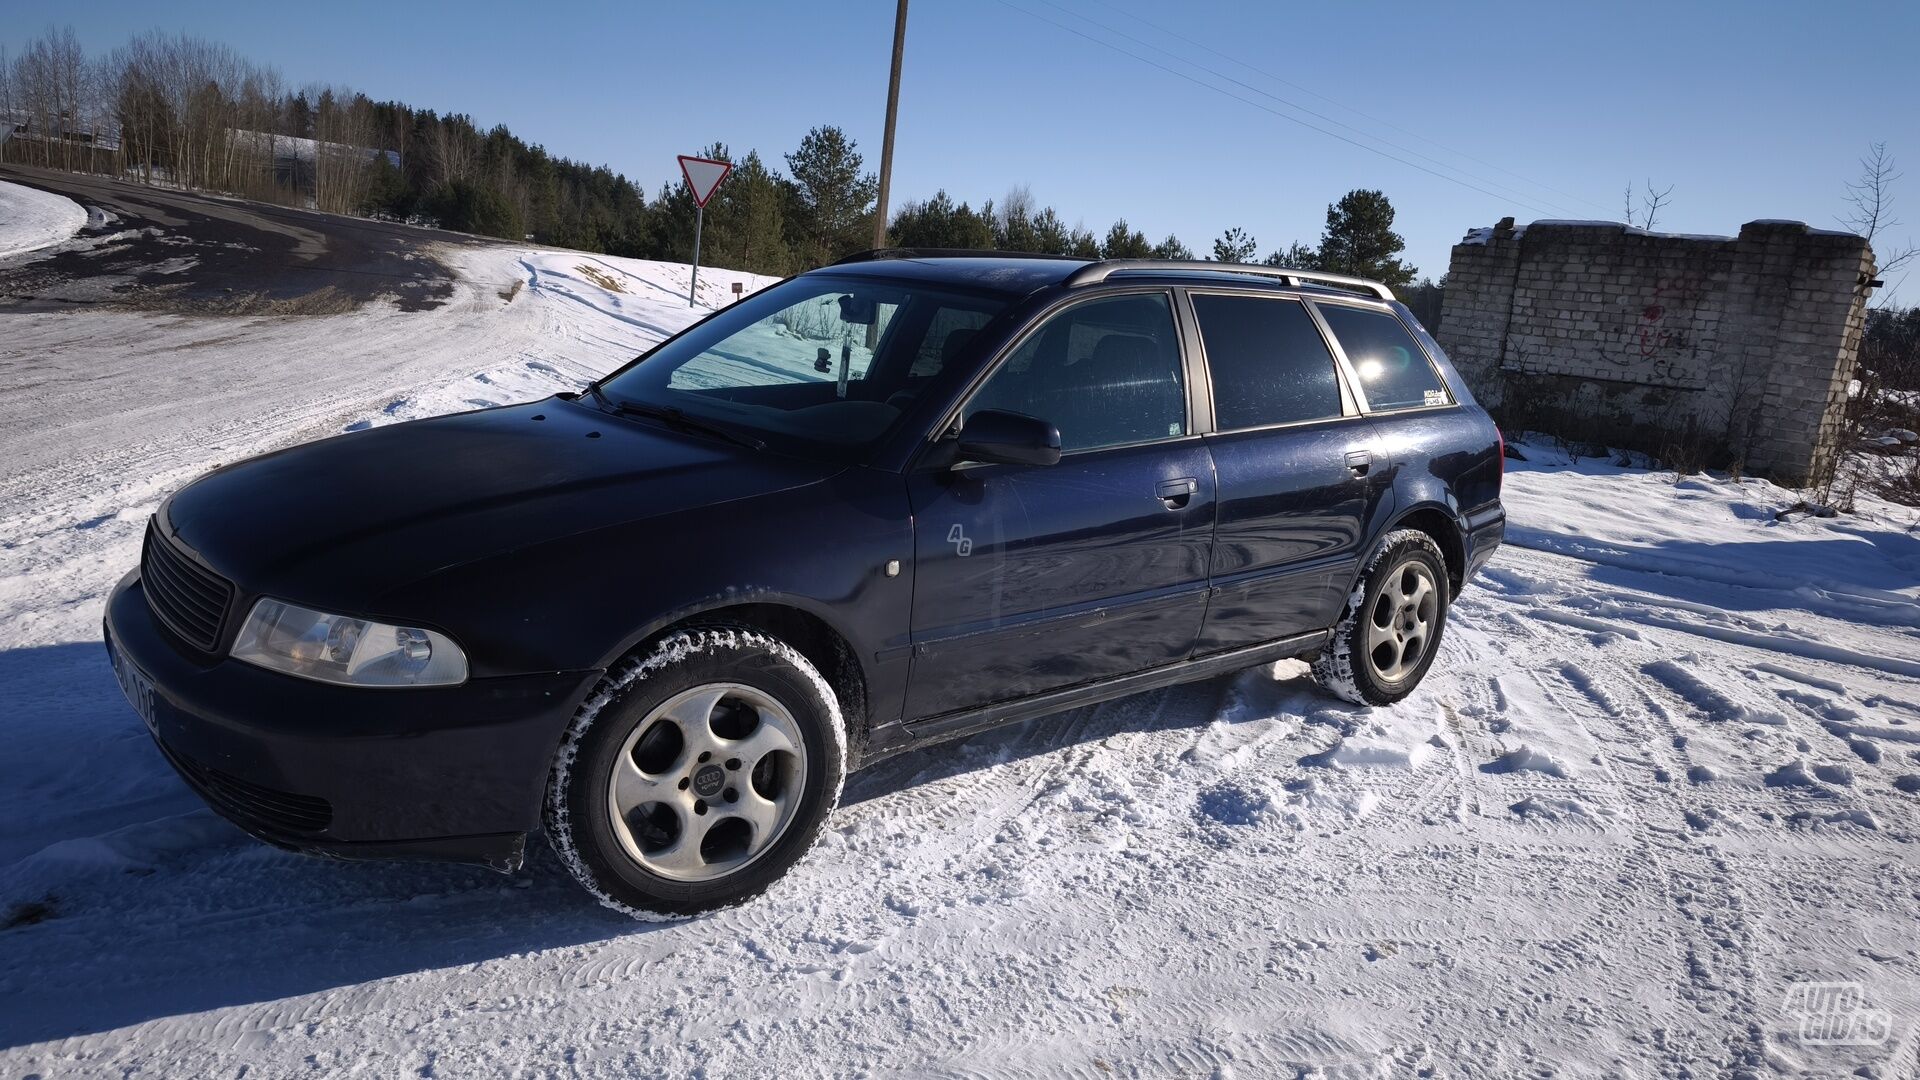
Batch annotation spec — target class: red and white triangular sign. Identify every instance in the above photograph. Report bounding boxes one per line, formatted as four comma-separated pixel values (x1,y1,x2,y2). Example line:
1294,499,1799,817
678,155,733,208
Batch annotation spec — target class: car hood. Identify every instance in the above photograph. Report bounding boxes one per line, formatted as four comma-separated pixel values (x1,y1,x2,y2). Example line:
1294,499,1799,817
162,397,837,611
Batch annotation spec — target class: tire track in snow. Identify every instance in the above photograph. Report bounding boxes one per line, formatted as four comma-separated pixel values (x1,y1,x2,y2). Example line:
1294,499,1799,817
1446,564,1793,1073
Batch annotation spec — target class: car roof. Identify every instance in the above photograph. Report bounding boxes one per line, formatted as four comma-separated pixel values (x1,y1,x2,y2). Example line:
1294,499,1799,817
810,254,1093,295
810,251,1396,303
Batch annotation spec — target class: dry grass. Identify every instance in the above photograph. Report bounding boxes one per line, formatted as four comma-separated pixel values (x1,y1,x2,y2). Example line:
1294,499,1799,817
575,265,624,293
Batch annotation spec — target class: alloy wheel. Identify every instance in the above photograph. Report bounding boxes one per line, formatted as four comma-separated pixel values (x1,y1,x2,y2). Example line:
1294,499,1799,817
1365,560,1438,683
606,682,807,881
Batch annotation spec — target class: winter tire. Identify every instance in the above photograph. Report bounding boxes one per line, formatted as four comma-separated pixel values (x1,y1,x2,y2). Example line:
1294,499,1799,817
1312,529,1450,707
544,625,846,920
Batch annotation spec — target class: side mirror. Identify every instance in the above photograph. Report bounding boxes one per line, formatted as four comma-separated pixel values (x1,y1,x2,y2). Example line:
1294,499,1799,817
814,347,832,373
955,409,1062,467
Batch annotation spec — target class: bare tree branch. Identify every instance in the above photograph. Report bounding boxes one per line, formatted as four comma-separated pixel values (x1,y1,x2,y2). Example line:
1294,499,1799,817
1841,142,1916,291
1624,179,1673,232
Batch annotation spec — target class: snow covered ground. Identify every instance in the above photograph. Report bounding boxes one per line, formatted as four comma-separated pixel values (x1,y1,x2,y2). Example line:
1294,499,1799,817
0,179,87,260
3,200,1920,1075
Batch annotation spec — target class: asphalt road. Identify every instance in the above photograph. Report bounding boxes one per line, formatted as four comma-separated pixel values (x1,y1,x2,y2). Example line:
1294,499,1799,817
0,167,544,510
0,165,481,314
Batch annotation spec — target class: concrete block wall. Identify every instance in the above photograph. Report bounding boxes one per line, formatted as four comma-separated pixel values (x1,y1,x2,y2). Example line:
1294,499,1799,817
1437,218,1875,485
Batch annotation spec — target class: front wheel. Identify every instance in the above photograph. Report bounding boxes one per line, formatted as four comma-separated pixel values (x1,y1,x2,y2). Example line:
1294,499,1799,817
544,626,846,920
1312,529,1450,707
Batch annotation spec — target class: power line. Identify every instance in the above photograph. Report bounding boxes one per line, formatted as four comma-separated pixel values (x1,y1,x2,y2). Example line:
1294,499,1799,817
996,0,1567,219
1023,0,1580,216
1036,0,1595,216
1086,0,1616,216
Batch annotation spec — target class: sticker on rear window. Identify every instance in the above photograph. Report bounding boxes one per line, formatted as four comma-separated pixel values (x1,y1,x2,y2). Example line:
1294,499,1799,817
1424,389,1448,406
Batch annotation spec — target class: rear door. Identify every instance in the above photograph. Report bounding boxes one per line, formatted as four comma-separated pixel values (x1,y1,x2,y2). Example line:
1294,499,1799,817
1187,290,1389,653
903,291,1216,720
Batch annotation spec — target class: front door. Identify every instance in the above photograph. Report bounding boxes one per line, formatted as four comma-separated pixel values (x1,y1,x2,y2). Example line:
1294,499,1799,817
904,291,1216,721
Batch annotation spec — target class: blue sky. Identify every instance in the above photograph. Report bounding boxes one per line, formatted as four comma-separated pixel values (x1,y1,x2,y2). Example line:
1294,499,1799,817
9,1,1917,301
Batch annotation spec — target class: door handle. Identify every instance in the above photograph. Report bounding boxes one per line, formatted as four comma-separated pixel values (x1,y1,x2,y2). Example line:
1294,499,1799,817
1157,477,1198,509
1344,450,1373,477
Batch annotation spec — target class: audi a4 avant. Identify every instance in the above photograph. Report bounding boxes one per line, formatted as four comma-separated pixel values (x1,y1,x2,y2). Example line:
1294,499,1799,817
106,251,1505,918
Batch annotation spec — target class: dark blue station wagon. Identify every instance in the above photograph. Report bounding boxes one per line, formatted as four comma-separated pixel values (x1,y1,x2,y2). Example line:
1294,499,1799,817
105,252,1505,918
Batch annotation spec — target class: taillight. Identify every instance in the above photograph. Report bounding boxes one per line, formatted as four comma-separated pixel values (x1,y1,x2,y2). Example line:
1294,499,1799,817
1495,427,1506,477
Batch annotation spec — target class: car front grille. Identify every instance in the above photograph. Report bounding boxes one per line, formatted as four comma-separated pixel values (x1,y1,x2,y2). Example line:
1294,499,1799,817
141,520,234,652
158,737,334,836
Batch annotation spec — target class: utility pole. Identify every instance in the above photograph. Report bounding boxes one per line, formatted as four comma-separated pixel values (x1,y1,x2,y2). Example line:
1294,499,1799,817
871,0,908,253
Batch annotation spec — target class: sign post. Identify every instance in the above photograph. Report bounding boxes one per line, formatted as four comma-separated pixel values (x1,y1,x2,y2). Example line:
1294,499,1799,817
677,154,733,308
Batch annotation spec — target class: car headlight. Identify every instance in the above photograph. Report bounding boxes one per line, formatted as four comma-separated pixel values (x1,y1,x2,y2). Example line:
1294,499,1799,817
230,598,468,687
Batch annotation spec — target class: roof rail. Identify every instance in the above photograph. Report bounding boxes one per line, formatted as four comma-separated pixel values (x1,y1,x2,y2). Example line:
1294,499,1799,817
828,248,1085,266
1062,259,1395,301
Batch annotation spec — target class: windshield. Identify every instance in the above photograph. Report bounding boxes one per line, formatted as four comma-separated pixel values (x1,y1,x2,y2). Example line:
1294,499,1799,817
596,275,1011,459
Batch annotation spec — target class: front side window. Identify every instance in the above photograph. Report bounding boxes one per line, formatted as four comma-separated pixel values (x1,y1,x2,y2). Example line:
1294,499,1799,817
1317,304,1450,411
598,276,1009,457
965,293,1186,454
1190,294,1344,429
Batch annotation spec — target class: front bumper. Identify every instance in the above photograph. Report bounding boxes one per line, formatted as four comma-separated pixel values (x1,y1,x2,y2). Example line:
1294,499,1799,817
105,570,601,870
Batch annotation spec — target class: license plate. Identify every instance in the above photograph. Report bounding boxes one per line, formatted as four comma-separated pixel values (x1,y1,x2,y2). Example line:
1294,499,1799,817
109,637,157,735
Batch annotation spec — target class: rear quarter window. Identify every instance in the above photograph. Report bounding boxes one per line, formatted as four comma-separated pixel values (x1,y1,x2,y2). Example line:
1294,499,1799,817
1317,304,1451,411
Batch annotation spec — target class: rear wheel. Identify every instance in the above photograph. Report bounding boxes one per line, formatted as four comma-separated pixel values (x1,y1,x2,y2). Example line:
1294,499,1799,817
545,626,845,920
1311,529,1450,706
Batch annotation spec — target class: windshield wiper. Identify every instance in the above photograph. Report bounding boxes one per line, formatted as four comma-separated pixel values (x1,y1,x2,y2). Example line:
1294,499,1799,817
584,383,766,451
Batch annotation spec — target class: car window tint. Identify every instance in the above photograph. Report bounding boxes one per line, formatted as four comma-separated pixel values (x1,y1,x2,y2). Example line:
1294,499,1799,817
1318,304,1450,410
966,293,1185,453
1190,295,1343,429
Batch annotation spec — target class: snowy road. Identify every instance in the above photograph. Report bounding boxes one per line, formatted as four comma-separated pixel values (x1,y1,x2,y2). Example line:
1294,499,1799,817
3,180,1918,1077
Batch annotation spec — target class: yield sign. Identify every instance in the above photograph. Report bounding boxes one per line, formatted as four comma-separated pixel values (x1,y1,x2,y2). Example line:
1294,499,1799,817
678,155,733,208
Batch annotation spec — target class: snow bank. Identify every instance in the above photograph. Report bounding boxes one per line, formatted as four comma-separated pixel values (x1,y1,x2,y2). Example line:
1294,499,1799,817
0,179,87,260
1501,441,1920,628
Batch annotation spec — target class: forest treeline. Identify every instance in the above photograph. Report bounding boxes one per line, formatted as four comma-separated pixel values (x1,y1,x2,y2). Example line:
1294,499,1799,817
0,28,1441,297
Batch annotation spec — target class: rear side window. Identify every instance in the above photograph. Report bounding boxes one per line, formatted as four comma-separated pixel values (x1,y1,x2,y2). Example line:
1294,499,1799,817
1317,304,1450,411
1190,294,1343,430
966,293,1186,453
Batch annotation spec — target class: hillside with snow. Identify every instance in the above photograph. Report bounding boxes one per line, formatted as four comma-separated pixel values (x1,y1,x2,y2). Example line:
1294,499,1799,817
2,183,1918,1076
0,179,86,259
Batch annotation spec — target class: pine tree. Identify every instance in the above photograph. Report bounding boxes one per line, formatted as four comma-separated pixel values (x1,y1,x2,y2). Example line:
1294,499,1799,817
1151,234,1192,260
889,190,996,249
704,148,794,277
1264,241,1318,268
1212,227,1258,263
1315,189,1416,286
785,125,876,265
647,177,699,263
1101,219,1153,259
996,186,1043,251
1029,206,1072,254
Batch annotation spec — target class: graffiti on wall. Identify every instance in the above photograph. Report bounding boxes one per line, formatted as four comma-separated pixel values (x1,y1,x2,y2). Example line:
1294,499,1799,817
1615,274,1707,385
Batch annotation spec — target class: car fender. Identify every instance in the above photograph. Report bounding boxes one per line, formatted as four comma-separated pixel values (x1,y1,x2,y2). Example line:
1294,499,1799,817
371,466,915,724
1348,493,1471,597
